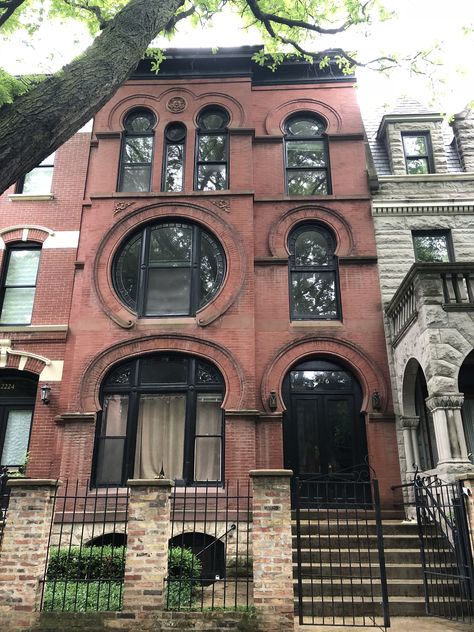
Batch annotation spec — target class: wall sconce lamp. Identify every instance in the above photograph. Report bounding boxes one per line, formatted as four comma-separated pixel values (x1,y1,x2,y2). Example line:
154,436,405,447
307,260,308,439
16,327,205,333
268,391,278,412
41,384,51,405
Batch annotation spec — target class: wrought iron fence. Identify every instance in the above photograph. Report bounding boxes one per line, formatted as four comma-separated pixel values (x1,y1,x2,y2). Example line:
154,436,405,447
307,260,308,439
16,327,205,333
40,481,129,612
166,480,253,611
414,476,474,622
294,477,390,628
0,466,10,548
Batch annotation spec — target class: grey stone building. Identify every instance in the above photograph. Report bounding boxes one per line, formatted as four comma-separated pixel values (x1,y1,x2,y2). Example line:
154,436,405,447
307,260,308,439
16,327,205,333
365,99,474,485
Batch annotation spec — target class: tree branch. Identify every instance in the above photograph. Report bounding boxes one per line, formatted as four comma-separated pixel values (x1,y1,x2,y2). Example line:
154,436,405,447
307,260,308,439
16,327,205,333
62,0,110,30
164,5,196,33
0,0,26,28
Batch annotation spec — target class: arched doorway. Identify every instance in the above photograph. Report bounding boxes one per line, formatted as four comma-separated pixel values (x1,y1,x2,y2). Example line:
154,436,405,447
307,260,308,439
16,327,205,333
459,350,474,460
0,370,37,469
282,358,367,480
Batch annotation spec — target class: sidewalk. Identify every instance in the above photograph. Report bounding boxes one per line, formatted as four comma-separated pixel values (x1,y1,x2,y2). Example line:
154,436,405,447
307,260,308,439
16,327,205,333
295,616,473,631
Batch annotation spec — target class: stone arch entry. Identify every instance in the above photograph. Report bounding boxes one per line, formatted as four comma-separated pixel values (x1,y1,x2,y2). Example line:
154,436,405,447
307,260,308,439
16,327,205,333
282,358,368,482
458,350,474,461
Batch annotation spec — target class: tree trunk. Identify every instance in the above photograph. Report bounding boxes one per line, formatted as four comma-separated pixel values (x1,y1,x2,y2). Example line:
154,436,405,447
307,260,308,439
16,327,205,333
0,0,183,194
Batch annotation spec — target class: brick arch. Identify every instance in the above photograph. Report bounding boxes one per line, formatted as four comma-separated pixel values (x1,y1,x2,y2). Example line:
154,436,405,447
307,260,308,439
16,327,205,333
264,98,343,135
0,225,54,246
107,94,161,130
92,201,246,328
0,340,51,375
268,205,354,258
261,336,388,414
79,334,245,411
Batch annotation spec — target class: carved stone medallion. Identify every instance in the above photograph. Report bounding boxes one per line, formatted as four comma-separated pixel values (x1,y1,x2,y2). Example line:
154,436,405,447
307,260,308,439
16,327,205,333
167,97,187,113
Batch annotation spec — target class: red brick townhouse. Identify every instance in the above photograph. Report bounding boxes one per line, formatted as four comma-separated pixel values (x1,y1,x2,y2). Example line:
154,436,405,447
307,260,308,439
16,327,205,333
0,47,401,505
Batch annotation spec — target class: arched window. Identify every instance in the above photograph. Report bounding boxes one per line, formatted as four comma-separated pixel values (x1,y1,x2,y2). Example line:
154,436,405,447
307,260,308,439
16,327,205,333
162,123,186,192
94,354,225,486
284,114,330,195
113,220,225,317
195,107,229,191
118,109,156,192
0,244,41,325
288,223,340,320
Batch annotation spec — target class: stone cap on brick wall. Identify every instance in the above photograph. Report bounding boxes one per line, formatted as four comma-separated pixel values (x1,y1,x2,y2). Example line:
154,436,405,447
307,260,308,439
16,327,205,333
249,469,293,477
7,478,61,488
127,478,175,487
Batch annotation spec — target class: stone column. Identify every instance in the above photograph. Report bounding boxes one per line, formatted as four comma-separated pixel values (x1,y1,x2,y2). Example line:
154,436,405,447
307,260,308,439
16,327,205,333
426,394,472,470
250,469,294,632
0,479,59,629
122,479,173,613
400,416,420,472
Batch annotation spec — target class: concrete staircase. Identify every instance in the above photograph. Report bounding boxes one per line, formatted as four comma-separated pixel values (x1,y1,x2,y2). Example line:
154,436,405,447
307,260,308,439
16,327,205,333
292,513,430,624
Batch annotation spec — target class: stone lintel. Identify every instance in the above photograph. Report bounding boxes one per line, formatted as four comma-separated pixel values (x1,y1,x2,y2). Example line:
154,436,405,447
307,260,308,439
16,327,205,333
250,469,293,478
127,478,174,487
7,478,60,488
55,412,96,424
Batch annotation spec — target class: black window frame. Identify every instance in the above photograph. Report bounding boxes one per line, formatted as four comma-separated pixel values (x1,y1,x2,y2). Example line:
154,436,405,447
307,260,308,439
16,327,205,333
118,108,156,193
284,113,331,196
113,220,226,318
412,229,454,263
162,122,187,192
93,354,225,487
0,372,37,468
194,107,229,191
16,153,55,194
0,244,41,326
402,132,434,175
288,223,341,321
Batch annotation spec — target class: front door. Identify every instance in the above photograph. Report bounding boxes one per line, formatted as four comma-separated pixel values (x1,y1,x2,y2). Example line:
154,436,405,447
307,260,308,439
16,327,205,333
283,359,368,491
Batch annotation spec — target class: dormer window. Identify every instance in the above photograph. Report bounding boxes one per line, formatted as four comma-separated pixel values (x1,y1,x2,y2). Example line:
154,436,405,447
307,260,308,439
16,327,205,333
402,133,433,174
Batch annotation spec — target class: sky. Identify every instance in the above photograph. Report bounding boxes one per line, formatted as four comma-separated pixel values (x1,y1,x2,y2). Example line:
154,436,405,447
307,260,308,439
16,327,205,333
1,0,474,115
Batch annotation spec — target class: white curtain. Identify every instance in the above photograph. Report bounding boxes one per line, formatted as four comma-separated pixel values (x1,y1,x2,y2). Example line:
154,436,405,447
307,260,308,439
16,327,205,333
134,394,186,479
194,394,222,481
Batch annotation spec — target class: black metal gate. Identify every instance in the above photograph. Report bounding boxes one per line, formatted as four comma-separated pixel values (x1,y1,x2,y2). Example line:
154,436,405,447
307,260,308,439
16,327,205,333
414,476,474,622
294,477,390,628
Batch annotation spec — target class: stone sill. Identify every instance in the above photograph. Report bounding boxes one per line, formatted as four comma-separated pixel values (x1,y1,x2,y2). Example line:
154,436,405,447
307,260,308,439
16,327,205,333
8,194,55,201
290,320,343,330
0,325,68,333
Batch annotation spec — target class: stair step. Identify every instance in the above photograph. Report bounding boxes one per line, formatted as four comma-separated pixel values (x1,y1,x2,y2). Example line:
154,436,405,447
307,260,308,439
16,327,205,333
296,595,427,617
293,578,425,598
294,562,425,580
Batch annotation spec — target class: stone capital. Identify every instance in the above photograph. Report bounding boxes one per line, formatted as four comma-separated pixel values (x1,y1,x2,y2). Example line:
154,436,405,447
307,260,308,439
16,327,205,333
426,393,464,412
400,415,420,429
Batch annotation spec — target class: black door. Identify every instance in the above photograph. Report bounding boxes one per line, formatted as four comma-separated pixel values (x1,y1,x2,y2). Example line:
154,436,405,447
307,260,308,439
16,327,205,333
283,359,369,500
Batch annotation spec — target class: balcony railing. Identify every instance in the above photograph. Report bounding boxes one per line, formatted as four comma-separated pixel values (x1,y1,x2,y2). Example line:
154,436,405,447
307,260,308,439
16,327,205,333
386,263,474,345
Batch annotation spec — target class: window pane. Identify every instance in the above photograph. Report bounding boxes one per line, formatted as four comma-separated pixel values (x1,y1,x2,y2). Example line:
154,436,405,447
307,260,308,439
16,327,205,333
196,393,222,434
287,170,327,195
114,234,141,311
121,165,151,192
287,118,325,136
96,437,125,485
197,165,226,191
102,395,129,436
164,144,184,192
287,141,326,168
149,225,192,265
294,230,332,266
199,111,228,131
140,356,187,384
199,233,225,304
22,167,54,194
413,234,450,262
406,158,429,175
0,288,35,324
5,250,40,286
106,363,133,386
194,438,221,481
403,135,428,156
291,271,337,319
197,361,223,384
123,137,153,163
145,267,191,315
290,370,352,392
198,135,226,162
135,394,186,480
1,409,32,466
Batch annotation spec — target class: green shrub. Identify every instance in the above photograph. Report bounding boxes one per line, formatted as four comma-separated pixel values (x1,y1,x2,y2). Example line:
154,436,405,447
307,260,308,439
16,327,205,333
167,546,202,610
42,580,123,612
46,545,125,581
